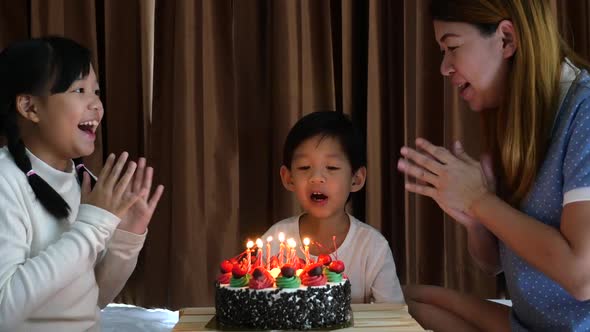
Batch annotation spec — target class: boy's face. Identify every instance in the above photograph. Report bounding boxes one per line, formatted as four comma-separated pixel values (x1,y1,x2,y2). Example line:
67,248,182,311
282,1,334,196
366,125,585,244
280,135,366,219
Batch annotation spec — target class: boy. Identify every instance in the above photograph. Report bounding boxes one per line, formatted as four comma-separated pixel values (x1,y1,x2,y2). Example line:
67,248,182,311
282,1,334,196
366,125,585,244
262,111,404,303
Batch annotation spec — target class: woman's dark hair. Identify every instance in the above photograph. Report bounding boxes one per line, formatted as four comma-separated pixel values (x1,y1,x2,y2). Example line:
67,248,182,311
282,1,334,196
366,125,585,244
282,111,366,173
0,36,94,219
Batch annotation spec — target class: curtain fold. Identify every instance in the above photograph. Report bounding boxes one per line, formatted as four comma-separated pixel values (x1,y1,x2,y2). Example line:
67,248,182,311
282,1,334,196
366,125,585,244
365,0,407,281
0,1,28,45
101,0,155,303
402,0,447,287
557,0,590,59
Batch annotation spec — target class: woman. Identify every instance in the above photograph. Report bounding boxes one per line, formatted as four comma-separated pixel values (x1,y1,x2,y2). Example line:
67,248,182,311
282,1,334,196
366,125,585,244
397,1,590,331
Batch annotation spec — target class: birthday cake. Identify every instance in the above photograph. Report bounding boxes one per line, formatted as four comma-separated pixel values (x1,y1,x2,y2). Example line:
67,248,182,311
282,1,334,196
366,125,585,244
214,237,352,330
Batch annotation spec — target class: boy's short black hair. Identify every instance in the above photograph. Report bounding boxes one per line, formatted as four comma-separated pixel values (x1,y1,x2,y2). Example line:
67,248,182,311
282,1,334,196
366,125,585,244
282,111,366,172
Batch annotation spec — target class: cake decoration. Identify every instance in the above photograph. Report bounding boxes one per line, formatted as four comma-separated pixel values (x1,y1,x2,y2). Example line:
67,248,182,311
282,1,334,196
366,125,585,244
214,234,351,330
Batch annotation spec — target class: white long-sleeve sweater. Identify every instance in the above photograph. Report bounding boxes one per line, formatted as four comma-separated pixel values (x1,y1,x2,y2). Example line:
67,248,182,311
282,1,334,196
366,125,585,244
0,147,146,331
261,214,405,304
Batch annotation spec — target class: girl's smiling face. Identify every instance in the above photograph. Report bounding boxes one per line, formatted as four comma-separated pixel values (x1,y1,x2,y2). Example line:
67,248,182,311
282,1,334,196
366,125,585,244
21,66,103,169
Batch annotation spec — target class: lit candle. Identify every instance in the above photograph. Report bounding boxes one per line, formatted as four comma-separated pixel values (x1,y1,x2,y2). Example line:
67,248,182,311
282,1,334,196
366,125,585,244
266,236,273,270
246,240,254,272
303,237,310,265
285,238,292,264
278,232,285,265
287,238,297,264
332,235,339,260
256,238,263,267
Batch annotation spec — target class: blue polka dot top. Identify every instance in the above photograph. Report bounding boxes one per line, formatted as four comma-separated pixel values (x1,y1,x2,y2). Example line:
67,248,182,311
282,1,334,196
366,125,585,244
502,65,590,331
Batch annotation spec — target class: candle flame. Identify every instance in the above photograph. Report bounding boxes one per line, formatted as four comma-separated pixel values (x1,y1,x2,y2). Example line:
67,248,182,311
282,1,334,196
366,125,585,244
246,240,254,249
287,238,297,248
256,238,263,248
303,237,310,246
278,232,285,242
267,236,273,242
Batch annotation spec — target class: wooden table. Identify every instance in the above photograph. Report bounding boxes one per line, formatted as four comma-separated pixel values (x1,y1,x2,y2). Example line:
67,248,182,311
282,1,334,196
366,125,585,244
173,303,428,331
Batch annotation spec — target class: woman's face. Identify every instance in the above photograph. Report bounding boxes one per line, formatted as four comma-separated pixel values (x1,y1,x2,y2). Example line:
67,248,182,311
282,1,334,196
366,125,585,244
433,20,515,112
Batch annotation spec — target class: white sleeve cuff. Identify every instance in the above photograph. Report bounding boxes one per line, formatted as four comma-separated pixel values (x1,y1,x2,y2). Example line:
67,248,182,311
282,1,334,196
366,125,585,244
563,187,590,206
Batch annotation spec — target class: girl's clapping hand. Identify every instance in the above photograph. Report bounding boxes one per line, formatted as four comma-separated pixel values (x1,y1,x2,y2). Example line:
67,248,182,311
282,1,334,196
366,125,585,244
81,152,145,218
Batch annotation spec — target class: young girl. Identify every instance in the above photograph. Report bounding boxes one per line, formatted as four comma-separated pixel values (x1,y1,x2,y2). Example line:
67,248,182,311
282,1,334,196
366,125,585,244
397,1,590,331
0,36,164,331
262,111,404,304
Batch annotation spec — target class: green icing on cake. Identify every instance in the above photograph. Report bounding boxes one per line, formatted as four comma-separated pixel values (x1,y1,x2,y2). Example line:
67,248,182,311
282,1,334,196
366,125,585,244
325,269,343,283
275,276,301,288
230,274,251,287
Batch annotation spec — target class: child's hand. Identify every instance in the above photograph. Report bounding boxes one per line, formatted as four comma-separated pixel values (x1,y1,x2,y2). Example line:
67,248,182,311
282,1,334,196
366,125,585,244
116,157,164,234
81,152,144,218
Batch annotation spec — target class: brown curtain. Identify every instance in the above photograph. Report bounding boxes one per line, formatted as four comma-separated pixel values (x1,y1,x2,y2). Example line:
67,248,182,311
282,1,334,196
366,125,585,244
557,0,590,60
0,0,589,309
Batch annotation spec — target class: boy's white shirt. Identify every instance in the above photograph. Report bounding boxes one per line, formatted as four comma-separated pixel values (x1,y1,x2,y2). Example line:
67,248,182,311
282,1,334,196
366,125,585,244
0,147,146,331
261,214,405,304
